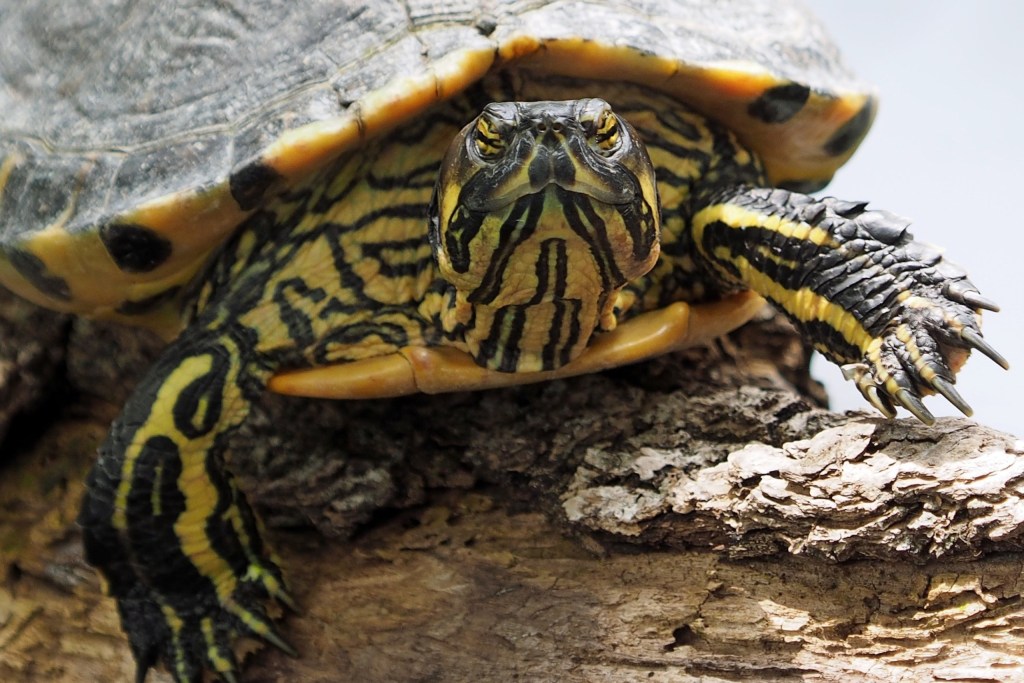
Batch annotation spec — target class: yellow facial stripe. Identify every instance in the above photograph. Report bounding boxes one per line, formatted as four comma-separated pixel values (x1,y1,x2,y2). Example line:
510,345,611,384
474,116,505,157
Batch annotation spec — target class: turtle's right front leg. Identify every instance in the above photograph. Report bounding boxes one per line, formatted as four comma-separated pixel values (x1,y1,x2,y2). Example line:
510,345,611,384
78,323,295,683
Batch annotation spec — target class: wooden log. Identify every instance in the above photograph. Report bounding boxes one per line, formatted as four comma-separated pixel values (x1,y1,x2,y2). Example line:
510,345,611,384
1,291,1021,681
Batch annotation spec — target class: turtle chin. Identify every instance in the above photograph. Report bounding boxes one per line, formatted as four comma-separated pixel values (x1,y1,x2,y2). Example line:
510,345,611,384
454,295,615,374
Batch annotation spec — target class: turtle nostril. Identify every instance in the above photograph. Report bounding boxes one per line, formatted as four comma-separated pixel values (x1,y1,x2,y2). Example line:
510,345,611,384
551,121,563,133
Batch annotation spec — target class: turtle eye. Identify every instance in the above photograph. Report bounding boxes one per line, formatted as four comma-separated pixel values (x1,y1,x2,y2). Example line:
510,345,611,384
473,113,506,159
589,108,621,155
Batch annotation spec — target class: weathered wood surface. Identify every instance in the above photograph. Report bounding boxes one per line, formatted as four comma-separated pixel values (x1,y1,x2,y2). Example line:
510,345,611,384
1,291,1022,682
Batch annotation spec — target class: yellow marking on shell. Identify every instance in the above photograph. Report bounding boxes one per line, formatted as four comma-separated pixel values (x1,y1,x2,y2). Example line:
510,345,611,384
495,37,874,186
265,48,495,179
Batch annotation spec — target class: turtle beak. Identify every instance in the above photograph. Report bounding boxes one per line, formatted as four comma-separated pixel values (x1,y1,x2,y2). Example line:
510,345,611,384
527,117,577,191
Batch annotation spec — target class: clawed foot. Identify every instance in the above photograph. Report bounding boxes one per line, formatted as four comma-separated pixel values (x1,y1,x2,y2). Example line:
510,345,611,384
841,274,1008,424
120,561,297,683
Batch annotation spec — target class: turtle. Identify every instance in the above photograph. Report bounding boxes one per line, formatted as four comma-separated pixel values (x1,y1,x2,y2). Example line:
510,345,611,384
0,0,1008,680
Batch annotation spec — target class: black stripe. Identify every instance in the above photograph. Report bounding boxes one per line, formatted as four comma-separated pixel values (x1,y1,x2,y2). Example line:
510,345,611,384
359,237,434,278
273,277,328,350
560,188,624,290
800,320,863,364
541,298,566,370
469,192,544,304
312,320,412,364
699,220,904,339
560,298,583,367
8,248,71,300
172,348,231,439
498,305,526,373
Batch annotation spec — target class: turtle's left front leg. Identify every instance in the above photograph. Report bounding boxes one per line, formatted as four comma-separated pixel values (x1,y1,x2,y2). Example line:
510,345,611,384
78,321,295,682
691,187,1008,423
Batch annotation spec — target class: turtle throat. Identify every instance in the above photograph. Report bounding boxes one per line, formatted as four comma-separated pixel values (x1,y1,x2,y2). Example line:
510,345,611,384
439,187,659,373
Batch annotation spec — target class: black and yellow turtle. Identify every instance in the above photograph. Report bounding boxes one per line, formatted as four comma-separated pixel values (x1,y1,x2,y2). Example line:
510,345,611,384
0,0,1007,680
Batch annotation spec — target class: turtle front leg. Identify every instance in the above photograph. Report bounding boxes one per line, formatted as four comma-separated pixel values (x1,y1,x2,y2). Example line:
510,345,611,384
78,323,295,682
691,187,1008,423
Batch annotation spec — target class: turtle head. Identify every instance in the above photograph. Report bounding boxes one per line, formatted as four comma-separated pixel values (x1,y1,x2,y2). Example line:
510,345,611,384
430,99,660,373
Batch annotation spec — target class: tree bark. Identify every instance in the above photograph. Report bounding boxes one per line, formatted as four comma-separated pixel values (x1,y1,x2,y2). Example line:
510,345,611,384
1,289,1021,682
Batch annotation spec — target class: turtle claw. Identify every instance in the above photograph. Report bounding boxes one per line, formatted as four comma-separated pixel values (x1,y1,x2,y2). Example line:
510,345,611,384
930,376,973,417
961,327,1009,370
894,388,935,425
944,279,1001,312
839,278,1002,424
961,291,1000,313
263,622,299,658
843,363,897,418
110,560,292,683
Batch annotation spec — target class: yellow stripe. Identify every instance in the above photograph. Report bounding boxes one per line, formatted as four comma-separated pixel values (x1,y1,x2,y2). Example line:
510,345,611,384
202,617,234,673
694,203,839,249
113,341,252,603
713,249,876,357
690,200,878,358
0,153,19,196
160,603,189,680
896,323,938,383
113,352,213,531
753,244,800,271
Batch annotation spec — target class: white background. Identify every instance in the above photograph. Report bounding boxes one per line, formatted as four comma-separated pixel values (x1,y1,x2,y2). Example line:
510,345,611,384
803,2,1021,433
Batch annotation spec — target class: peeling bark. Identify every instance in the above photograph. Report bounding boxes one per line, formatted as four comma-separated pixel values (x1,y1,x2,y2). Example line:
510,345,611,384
1,289,1022,681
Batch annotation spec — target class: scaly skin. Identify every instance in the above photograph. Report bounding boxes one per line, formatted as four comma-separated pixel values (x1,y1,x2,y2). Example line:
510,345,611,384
77,77,1002,681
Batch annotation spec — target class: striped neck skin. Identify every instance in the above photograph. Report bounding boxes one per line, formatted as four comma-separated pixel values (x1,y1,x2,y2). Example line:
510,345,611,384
431,99,661,373
441,184,656,372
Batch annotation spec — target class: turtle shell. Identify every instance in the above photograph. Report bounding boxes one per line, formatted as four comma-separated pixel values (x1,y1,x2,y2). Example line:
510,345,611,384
0,0,875,336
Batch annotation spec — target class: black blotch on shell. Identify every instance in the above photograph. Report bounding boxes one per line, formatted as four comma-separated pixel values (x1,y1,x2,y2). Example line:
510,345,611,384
825,97,876,157
747,83,811,124
230,160,282,211
8,249,71,300
100,223,173,273
115,286,183,315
